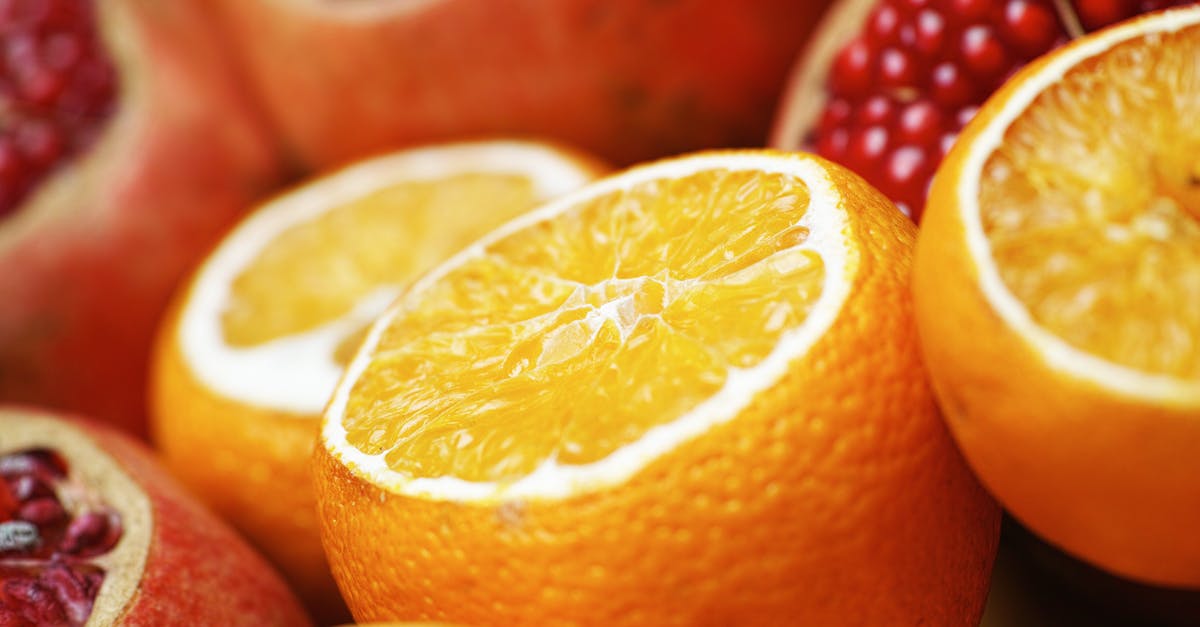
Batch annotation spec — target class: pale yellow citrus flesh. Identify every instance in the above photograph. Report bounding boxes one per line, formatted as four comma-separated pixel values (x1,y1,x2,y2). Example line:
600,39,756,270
341,169,826,482
980,25,1200,378
222,173,539,347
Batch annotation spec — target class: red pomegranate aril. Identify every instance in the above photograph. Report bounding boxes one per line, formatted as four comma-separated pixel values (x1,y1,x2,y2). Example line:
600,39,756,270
869,4,903,43
17,497,65,526
831,37,875,98
816,127,851,160
858,95,898,125
930,62,974,107
59,511,114,556
819,98,853,135
914,9,947,56
879,47,918,86
884,144,932,214
960,26,1009,77
1072,0,1136,29
41,561,97,624
1002,0,1060,53
898,100,944,144
951,0,993,20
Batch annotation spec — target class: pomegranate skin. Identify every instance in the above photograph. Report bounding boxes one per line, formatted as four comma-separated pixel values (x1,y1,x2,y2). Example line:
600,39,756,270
0,0,283,438
0,405,313,626
212,0,834,169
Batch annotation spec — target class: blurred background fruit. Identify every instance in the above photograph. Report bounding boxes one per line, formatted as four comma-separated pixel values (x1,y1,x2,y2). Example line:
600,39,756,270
0,406,310,625
915,6,1200,589
771,0,1196,219
212,0,834,170
151,140,606,623
0,0,283,437
316,150,1000,625
981,518,1200,627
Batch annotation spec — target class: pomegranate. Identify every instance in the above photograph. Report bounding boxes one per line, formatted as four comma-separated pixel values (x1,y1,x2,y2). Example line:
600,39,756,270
0,406,312,625
0,0,282,437
211,0,834,170
770,0,1195,219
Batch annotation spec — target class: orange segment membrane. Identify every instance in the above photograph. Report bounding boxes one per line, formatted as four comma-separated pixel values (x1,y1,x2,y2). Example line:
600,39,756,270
342,169,826,482
222,173,539,347
980,25,1200,378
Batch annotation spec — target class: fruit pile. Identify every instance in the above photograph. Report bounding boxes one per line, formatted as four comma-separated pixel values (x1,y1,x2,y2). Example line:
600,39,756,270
1,0,1197,625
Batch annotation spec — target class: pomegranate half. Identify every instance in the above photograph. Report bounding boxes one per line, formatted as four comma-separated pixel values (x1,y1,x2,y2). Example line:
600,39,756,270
0,0,282,437
0,406,312,625
770,0,1194,220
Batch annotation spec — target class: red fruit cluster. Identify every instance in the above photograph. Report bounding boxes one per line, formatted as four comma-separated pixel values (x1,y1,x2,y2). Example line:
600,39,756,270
0,448,121,626
809,0,1193,219
0,0,116,215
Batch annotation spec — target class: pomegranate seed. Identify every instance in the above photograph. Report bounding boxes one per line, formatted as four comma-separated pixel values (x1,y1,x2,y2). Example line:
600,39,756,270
913,9,947,56
897,101,944,145
930,62,974,107
830,37,875,99
41,562,96,624
818,98,853,135
869,4,904,44
879,47,918,87
17,497,65,526
1001,1,1061,53
951,0,993,20
816,128,850,160
60,512,107,555
961,26,1010,77
1072,0,1136,29
858,95,898,126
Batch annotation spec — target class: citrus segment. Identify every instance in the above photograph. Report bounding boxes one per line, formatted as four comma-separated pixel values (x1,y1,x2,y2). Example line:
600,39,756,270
916,7,1200,588
318,150,1000,625
338,167,831,485
978,21,1200,379
151,140,606,621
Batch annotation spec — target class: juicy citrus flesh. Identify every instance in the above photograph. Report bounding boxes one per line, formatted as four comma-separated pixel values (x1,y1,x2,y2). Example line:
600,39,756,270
979,23,1200,379
340,168,827,484
222,173,540,347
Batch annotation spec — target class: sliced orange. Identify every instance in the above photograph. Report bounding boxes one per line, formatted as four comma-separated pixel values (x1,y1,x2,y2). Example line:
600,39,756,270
315,150,1000,625
915,8,1200,589
149,140,606,622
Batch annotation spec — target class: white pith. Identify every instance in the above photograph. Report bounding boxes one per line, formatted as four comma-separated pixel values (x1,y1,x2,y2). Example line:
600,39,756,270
957,8,1200,406
178,141,600,415
323,152,858,503
0,411,152,627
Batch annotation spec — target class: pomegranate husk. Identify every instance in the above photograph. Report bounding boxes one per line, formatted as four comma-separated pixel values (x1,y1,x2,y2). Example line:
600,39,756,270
0,406,312,625
212,0,834,169
0,0,284,438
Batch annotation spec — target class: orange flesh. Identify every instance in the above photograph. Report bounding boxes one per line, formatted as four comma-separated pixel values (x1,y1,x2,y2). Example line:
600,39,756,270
980,26,1200,378
341,169,826,483
222,173,539,346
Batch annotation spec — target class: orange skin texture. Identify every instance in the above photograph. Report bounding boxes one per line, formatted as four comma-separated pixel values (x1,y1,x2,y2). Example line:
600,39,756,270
213,0,833,169
315,163,1001,625
0,0,283,437
2,406,313,626
914,30,1200,588
151,296,350,624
